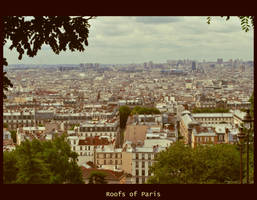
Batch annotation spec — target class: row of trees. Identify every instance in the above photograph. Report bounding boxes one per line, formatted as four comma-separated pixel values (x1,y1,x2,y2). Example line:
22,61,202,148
147,142,242,184
131,106,161,115
3,134,84,184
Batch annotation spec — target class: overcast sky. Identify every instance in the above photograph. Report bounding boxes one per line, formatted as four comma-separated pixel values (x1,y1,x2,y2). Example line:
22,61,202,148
4,16,254,65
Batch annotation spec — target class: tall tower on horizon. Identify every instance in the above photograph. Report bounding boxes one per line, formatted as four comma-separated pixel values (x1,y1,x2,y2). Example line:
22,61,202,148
192,61,196,71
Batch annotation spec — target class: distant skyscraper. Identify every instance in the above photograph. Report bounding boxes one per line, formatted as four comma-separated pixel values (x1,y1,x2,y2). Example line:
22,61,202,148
217,58,223,65
192,61,196,70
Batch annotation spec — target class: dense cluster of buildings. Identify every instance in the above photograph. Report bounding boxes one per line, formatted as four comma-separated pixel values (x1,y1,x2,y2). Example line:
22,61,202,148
3,58,253,184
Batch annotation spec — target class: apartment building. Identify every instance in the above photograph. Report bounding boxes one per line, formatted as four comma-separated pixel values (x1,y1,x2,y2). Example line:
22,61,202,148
191,126,218,148
227,101,251,110
3,111,35,130
68,135,115,165
121,125,175,184
179,111,199,146
192,113,233,125
131,147,157,184
232,110,247,127
180,110,243,147
96,147,123,171
16,126,48,145
78,120,119,140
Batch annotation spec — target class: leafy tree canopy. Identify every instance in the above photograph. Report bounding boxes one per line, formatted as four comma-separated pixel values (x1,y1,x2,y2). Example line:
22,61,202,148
88,171,107,184
10,130,17,143
207,16,254,32
119,106,132,129
3,16,95,98
147,142,241,184
131,106,161,115
3,134,84,184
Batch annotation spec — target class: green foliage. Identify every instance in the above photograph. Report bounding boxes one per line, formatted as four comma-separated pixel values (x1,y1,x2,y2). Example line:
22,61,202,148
241,125,254,183
119,106,132,129
3,151,19,184
3,71,13,99
207,16,254,32
191,108,229,113
238,16,254,32
120,129,125,146
3,135,84,184
131,106,161,115
147,142,241,184
69,124,80,130
3,123,8,128
249,91,254,119
88,171,107,184
3,16,95,99
10,130,17,143
247,142,254,183
15,139,52,184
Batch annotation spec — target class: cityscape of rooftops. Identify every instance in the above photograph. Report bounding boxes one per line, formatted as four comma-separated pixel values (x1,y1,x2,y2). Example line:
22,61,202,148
3,16,254,185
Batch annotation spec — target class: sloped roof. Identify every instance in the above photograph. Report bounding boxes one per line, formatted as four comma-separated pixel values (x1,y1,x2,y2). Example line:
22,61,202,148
80,167,124,181
78,136,111,146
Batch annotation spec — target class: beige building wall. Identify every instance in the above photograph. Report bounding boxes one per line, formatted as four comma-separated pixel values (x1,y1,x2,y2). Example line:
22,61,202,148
121,151,133,174
124,125,148,145
96,152,122,167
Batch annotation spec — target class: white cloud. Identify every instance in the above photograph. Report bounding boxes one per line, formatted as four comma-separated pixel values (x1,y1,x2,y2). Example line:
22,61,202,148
4,16,253,65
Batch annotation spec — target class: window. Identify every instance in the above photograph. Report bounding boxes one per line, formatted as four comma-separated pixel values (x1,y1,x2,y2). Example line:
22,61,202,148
73,146,76,151
136,178,139,184
136,161,139,168
148,161,151,167
110,160,113,165
80,146,82,151
136,153,139,159
142,170,145,176
104,154,106,158
115,154,118,159
142,161,145,168
110,153,112,158
104,160,106,165
142,154,145,160
136,169,139,176
142,178,145,184
148,154,151,160
115,160,118,165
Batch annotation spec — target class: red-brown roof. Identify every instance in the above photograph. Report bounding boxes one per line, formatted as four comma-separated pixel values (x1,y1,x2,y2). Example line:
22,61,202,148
80,167,124,181
78,136,111,146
